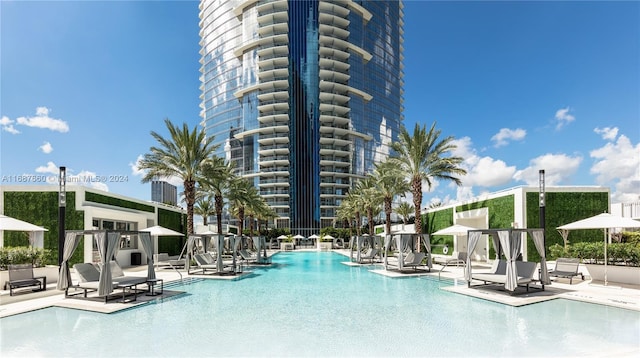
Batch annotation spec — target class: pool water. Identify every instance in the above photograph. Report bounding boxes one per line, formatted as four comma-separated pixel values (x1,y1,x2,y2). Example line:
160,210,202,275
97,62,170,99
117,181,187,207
1,252,639,357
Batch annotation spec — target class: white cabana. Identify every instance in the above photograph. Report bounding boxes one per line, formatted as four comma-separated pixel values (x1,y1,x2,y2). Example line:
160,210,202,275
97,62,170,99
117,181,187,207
56,230,154,296
557,213,640,286
186,233,239,275
0,214,48,248
465,228,548,292
383,233,432,271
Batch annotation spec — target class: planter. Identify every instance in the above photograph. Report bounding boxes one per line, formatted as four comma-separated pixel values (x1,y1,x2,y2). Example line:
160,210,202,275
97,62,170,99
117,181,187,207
585,264,640,286
1,265,59,289
317,242,332,251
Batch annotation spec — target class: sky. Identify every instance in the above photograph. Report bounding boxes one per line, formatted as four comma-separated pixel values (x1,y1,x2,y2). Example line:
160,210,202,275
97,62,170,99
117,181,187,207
1,0,639,210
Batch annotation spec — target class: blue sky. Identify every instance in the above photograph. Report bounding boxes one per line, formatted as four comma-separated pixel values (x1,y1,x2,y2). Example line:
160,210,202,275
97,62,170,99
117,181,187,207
1,0,639,209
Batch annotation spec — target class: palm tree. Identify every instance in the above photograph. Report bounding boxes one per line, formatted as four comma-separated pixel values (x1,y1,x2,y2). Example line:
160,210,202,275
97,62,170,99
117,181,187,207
200,157,236,235
371,160,410,236
390,122,466,243
227,177,260,238
138,118,219,234
354,176,382,236
396,201,414,227
194,194,215,226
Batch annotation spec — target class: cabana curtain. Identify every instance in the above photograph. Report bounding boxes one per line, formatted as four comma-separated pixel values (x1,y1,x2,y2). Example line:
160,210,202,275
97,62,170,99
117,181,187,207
97,231,120,296
139,232,155,280
532,230,550,285
464,231,482,280
57,232,82,290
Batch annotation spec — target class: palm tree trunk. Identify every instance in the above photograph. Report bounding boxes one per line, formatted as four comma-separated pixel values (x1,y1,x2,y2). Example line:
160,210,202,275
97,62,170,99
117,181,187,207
412,176,422,249
355,210,362,236
184,179,196,235
215,193,223,235
385,198,392,237
367,208,374,236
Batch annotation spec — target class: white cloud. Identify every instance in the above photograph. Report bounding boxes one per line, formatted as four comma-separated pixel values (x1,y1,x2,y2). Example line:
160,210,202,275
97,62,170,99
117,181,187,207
491,128,526,147
451,137,516,187
129,155,146,176
35,161,59,174
555,107,575,130
16,107,70,133
513,153,583,185
1,115,20,134
71,170,110,192
594,127,619,141
39,141,53,154
589,135,639,192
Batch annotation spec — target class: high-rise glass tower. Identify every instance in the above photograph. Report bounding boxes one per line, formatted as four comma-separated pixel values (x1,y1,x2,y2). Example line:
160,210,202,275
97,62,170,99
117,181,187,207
199,0,404,235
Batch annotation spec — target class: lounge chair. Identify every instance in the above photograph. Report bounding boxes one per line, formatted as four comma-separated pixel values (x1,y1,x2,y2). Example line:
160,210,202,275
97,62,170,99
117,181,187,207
193,253,236,274
4,263,46,296
548,258,584,284
437,251,467,267
239,249,257,263
358,248,379,264
70,262,146,302
470,259,538,292
400,252,427,271
154,253,186,269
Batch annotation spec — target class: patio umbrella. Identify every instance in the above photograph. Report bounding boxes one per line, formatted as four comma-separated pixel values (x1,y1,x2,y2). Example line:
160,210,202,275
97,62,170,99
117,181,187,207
0,214,48,247
432,224,478,236
557,213,640,285
141,225,184,237
308,234,320,239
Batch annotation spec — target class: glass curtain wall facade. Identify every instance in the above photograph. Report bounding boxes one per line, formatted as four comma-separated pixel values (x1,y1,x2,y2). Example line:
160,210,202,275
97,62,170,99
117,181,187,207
199,0,404,235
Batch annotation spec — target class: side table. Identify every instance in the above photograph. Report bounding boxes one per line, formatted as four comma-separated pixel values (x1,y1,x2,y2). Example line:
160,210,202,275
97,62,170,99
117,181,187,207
146,278,163,296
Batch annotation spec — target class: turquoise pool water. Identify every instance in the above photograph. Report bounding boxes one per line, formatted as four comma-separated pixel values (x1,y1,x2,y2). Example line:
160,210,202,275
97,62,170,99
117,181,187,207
1,251,639,357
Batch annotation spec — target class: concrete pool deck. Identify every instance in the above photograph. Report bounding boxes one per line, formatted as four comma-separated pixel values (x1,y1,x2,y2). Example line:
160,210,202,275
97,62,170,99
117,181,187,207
1,249,639,318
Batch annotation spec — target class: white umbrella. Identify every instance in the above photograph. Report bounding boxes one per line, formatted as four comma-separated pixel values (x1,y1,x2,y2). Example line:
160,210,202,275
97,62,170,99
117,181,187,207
557,213,640,285
140,225,184,237
0,214,48,232
308,234,320,239
432,224,478,236
293,234,305,239
277,235,288,240
0,214,48,248
322,235,335,240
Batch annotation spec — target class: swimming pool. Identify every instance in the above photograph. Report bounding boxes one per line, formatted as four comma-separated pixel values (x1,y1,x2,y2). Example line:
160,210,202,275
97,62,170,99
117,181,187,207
1,251,639,357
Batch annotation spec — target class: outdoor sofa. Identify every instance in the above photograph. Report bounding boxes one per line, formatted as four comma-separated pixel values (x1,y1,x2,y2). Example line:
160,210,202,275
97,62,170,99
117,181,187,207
470,259,538,292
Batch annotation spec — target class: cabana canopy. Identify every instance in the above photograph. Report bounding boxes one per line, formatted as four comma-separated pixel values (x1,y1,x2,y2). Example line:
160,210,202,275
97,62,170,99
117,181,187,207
383,233,432,271
56,230,154,296
465,228,549,291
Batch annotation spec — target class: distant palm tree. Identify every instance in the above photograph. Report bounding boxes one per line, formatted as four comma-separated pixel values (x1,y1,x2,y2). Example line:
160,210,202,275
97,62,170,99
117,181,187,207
139,119,219,234
200,157,235,235
194,194,215,226
390,122,466,244
371,159,410,236
354,176,382,236
339,190,362,236
396,201,415,227
228,177,260,238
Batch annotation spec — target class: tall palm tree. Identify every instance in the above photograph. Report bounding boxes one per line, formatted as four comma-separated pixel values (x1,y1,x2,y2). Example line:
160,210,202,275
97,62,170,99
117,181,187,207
372,160,410,236
200,157,236,235
390,122,466,242
396,201,414,227
139,119,219,234
227,177,259,238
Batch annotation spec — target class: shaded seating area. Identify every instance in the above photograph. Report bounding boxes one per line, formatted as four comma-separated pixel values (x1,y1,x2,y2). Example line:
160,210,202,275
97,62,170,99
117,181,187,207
349,235,383,264
57,230,156,303
70,262,147,303
383,233,432,272
470,259,538,292
4,263,46,296
465,228,550,293
548,258,584,284
186,234,241,275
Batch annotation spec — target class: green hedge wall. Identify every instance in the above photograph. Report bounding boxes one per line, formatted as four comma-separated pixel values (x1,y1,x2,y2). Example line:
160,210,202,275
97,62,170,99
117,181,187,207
3,191,85,265
157,208,186,256
456,195,515,257
526,191,608,261
85,191,155,213
424,207,454,254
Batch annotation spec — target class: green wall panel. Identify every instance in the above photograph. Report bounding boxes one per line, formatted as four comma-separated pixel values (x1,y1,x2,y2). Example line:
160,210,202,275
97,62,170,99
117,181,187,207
157,208,186,256
3,191,85,265
85,191,154,213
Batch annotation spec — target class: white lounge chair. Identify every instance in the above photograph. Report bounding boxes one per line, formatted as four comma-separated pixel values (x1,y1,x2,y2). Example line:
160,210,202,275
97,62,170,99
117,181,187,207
400,252,426,271
358,248,379,264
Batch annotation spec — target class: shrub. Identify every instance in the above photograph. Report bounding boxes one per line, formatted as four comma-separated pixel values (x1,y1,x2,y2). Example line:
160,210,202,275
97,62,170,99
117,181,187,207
564,241,639,266
0,246,54,270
